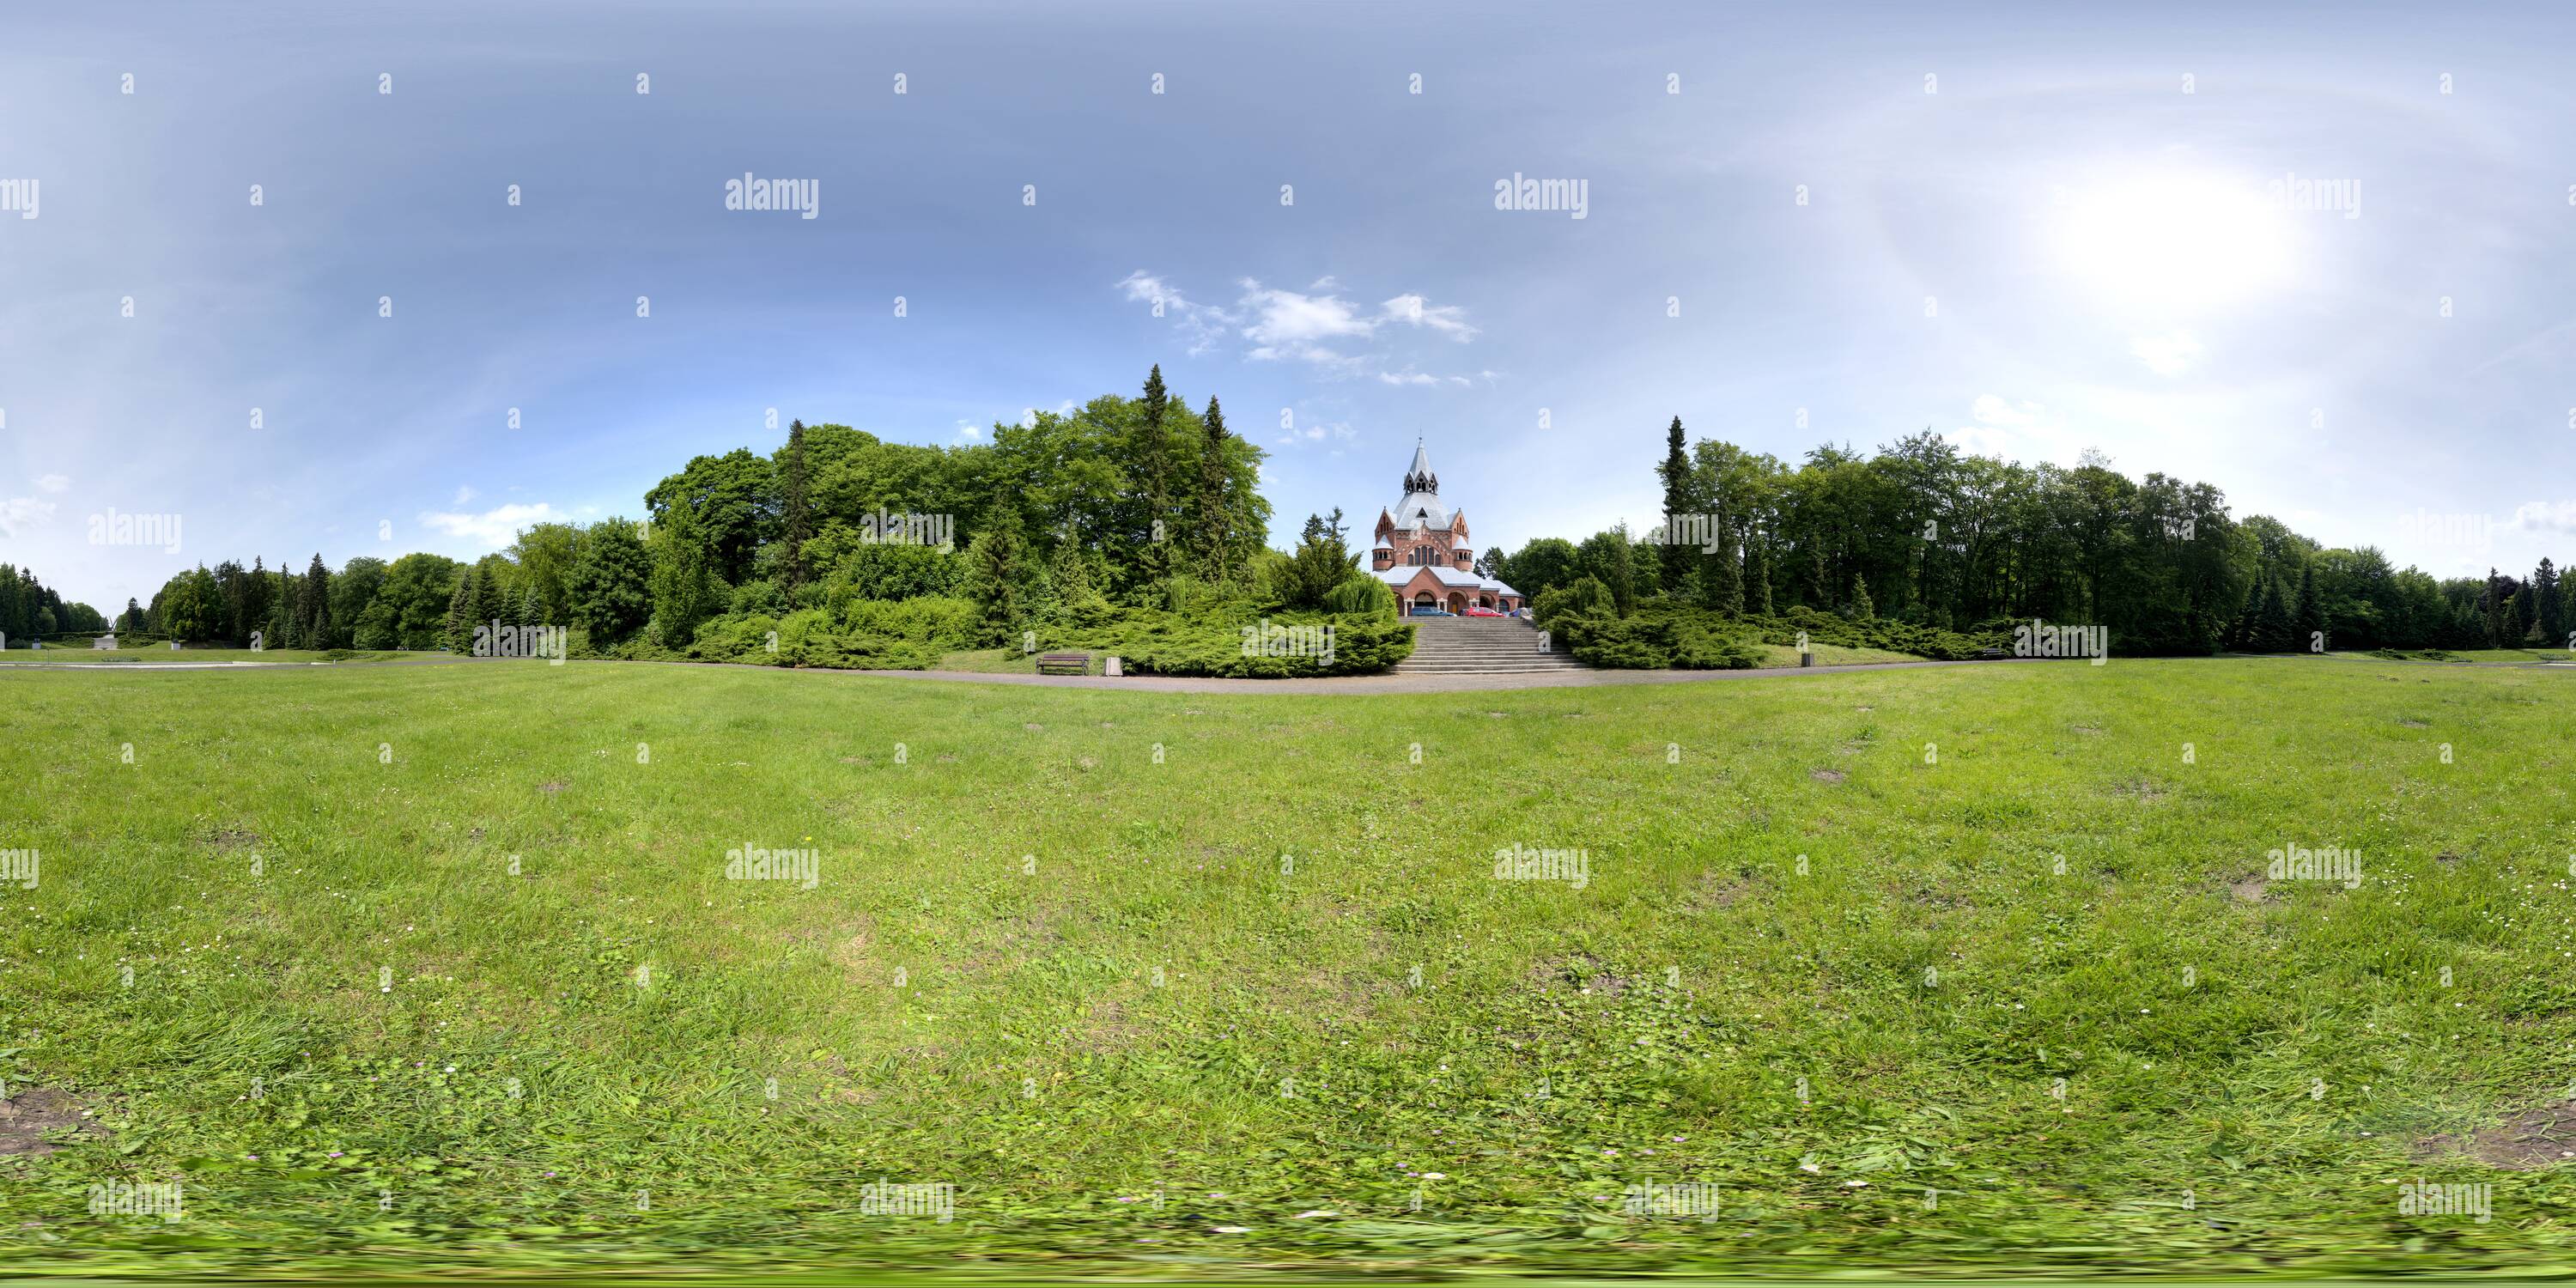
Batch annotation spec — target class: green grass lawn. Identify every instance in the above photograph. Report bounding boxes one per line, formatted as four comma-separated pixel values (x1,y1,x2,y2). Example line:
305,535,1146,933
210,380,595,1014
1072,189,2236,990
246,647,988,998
0,647,415,667
0,657,2570,1278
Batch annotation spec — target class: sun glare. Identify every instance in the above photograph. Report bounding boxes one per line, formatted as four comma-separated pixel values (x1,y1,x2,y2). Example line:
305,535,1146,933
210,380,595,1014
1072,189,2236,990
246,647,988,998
2050,171,2294,313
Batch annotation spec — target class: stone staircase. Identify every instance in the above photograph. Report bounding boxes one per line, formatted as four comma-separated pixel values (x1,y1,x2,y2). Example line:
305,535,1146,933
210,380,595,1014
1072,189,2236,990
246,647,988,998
1394,615,1589,675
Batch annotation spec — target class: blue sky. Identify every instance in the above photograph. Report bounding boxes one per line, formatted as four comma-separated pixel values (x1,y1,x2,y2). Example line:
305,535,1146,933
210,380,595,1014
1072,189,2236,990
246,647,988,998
4,0,2575,611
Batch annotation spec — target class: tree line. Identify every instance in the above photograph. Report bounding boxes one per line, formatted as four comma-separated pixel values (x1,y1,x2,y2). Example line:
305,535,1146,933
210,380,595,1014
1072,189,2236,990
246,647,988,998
1482,417,2573,655
115,367,1280,651
0,564,107,640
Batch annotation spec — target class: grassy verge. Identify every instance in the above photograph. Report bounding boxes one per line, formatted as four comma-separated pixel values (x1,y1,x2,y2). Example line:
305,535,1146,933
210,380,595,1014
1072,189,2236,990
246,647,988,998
0,658,2568,1277
0,648,416,666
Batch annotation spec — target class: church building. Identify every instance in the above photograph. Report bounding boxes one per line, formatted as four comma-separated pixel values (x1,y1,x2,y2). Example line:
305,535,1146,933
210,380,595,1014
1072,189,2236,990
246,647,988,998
1361,440,1524,615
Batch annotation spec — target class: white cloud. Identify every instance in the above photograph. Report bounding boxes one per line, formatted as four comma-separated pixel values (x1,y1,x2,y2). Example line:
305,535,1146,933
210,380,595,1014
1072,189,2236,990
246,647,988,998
453,484,479,505
2130,331,2204,377
2512,500,2576,532
1238,279,1377,363
954,419,983,442
0,495,57,537
1382,293,1477,339
419,501,564,547
1124,272,1478,377
1971,394,2043,426
1117,270,1234,355
34,474,70,495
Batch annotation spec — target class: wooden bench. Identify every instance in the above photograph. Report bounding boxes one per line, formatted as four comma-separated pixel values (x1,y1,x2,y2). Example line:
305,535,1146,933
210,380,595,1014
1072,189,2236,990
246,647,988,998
1036,652,1090,676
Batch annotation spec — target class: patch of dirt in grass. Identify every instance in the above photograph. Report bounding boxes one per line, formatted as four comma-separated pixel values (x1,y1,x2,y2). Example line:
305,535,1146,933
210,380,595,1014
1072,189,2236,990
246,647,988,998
2229,876,2272,903
2070,725,2105,737
2398,719,2431,728
1809,769,1845,783
0,1087,105,1156
827,918,878,975
2415,1102,2576,1170
1072,999,1152,1052
2437,851,2463,866
1532,953,1637,998
1687,870,1752,911
2108,778,2167,803
537,781,567,795
204,828,258,849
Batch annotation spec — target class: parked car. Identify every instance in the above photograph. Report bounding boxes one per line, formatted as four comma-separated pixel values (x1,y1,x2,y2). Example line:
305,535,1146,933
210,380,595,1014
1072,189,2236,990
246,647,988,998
1409,606,1455,617
1463,605,1505,617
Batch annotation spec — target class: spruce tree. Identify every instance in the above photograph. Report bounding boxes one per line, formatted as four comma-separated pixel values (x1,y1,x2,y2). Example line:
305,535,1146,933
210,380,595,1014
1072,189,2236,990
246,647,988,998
301,554,332,647
1135,367,1172,584
569,518,654,645
781,419,811,593
647,503,711,649
2229,575,2263,649
276,561,301,649
1849,572,1875,621
1701,491,1742,615
519,585,543,630
1659,415,1700,531
963,511,1034,645
445,569,478,653
475,563,506,632
2293,562,2324,653
1194,396,1232,583
2536,558,2564,648
1806,544,1830,609
2481,568,2505,647
2254,574,2294,652
1606,524,1636,618
1746,532,1774,615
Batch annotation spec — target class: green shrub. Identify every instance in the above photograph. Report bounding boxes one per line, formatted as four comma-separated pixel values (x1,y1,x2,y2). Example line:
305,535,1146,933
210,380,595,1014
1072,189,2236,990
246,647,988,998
1552,613,1763,670
1037,611,1414,677
1322,575,1397,620
680,610,938,671
1533,575,1613,629
837,596,980,648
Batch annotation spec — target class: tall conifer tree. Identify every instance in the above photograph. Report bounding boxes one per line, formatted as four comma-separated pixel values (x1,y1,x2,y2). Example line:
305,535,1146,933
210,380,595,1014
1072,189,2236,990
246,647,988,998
1194,396,1232,582
781,418,811,593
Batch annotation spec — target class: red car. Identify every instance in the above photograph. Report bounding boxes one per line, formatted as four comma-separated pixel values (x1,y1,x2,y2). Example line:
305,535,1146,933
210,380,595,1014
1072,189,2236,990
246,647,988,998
1463,605,1506,617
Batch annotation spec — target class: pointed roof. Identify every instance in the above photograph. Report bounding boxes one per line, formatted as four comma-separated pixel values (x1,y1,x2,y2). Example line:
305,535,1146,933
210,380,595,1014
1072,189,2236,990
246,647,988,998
1391,437,1452,529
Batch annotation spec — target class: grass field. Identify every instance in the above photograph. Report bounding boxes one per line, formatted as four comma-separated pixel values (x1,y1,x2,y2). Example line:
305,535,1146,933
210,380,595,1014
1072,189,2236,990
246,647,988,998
0,657,2571,1278
0,648,414,667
